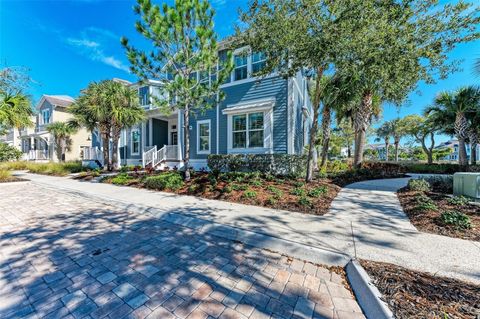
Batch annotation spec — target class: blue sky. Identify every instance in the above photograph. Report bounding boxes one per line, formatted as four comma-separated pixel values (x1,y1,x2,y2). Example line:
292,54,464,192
1,0,478,144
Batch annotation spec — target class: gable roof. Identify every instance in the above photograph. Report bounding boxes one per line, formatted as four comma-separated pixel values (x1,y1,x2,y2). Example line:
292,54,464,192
36,95,75,110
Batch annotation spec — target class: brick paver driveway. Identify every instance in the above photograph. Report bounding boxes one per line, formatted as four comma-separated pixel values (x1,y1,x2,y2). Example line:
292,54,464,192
0,182,364,319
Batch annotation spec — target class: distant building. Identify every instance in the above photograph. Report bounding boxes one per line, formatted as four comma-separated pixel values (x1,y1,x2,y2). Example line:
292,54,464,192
435,139,479,162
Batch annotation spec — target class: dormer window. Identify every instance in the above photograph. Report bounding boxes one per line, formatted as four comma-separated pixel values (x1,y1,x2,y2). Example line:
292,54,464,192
41,109,51,124
234,54,248,81
252,52,266,74
138,86,150,106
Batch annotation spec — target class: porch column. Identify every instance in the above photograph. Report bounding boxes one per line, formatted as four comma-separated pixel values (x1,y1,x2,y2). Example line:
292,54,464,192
149,118,153,147
141,121,146,151
177,110,183,161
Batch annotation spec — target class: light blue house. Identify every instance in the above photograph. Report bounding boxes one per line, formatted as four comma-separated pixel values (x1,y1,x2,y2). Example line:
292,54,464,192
86,46,313,170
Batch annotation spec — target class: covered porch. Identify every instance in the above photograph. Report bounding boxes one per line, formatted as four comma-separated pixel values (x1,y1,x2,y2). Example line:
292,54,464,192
21,134,52,161
140,110,184,169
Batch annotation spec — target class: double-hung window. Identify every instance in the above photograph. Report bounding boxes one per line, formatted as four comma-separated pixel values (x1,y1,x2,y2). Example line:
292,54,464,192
42,109,50,124
138,86,149,106
234,54,248,81
131,129,140,155
232,112,264,149
252,52,266,74
197,120,210,154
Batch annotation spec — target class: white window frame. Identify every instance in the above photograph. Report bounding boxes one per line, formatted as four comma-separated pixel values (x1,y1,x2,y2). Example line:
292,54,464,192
131,128,140,155
41,109,51,125
196,119,211,155
232,47,249,82
225,100,274,154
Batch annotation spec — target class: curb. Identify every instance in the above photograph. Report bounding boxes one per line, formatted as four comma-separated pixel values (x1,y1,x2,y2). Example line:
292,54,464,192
346,259,394,319
31,179,350,267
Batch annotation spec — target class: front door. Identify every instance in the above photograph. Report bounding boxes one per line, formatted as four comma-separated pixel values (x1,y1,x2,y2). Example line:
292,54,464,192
171,132,178,145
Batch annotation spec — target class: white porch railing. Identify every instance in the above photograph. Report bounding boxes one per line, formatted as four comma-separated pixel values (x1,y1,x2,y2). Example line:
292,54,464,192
142,145,180,168
25,150,49,161
142,145,157,168
83,146,103,165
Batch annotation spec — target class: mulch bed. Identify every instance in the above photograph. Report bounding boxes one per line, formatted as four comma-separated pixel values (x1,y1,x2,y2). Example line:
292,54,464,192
397,188,480,241
360,260,480,319
101,171,341,216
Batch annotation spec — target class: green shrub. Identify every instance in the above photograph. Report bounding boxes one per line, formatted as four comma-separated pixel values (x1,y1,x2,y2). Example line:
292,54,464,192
0,143,22,162
408,179,430,192
231,183,248,191
265,196,277,205
447,195,470,206
294,181,305,188
111,173,132,185
144,172,184,191
242,189,257,199
425,176,453,194
290,187,305,196
208,173,218,188
414,194,437,211
207,154,307,178
440,211,472,229
308,186,328,198
223,185,233,193
266,185,283,199
400,163,475,174
298,196,312,207
249,179,263,187
188,184,198,193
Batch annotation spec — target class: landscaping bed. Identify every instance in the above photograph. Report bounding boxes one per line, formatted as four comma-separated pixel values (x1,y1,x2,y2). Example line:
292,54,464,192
360,260,480,319
101,170,341,215
0,169,27,183
0,161,87,176
397,178,479,241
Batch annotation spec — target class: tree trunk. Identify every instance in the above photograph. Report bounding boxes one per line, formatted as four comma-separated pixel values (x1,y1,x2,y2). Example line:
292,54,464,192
455,112,469,167
394,141,399,162
384,141,389,161
319,105,331,168
347,144,351,158
111,135,119,170
184,106,191,181
471,143,477,165
353,91,373,167
306,68,324,182
458,138,468,168
421,133,434,164
101,131,110,171
469,130,478,166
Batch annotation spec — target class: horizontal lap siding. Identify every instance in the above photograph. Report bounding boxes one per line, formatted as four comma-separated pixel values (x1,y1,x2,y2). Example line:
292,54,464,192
218,76,288,154
190,107,217,160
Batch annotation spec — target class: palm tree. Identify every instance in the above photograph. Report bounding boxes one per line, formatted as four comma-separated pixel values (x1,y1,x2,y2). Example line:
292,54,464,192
71,80,145,170
375,121,393,161
316,75,357,168
390,118,409,162
427,86,480,166
0,92,33,136
467,107,480,165
46,122,77,162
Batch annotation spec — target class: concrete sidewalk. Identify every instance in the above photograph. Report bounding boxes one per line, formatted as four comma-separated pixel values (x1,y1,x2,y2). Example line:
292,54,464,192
14,172,480,285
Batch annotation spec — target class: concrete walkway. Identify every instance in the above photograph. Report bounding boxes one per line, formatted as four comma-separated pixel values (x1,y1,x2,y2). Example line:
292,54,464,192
14,172,480,285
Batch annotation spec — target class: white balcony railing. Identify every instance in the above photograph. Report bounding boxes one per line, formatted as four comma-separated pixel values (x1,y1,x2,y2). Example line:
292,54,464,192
24,150,49,161
82,146,103,165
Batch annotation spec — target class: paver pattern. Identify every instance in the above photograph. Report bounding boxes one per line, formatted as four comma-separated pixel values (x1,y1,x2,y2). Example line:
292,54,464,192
0,182,364,319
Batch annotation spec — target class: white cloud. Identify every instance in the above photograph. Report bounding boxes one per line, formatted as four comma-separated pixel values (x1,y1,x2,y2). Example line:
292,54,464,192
66,37,130,73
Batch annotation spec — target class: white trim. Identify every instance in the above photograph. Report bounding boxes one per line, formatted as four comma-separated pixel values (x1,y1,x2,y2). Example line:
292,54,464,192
222,98,275,115
131,128,140,155
216,93,220,154
148,118,153,146
196,119,211,155
226,109,273,154
220,73,278,89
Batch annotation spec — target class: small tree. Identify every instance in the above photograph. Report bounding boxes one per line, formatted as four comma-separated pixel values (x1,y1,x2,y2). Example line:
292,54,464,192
467,106,480,165
403,114,438,164
122,0,232,180
391,118,409,162
375,122,393,161
336,0,480,167
46,122,77,162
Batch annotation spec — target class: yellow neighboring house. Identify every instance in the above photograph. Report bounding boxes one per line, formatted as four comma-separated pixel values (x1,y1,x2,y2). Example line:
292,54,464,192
19,95,91,162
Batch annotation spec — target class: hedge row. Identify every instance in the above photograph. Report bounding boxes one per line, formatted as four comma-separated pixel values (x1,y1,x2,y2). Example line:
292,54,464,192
207,154,307,177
